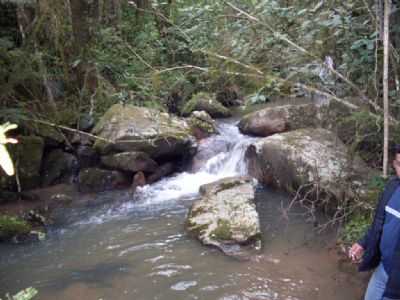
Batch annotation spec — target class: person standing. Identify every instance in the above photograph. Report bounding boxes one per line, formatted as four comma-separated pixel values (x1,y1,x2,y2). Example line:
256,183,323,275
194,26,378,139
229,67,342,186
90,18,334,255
349,147,400,300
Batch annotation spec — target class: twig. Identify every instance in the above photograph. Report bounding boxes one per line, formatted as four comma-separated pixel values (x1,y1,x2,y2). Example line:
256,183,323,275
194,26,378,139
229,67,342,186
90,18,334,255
195,49,264,75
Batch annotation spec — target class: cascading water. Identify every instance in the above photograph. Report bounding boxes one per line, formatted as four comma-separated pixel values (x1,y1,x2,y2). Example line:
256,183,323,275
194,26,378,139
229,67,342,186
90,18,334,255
132,121,256,206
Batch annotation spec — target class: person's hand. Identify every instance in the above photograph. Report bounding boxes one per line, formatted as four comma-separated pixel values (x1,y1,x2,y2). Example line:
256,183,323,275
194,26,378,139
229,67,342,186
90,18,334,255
348,243,364,263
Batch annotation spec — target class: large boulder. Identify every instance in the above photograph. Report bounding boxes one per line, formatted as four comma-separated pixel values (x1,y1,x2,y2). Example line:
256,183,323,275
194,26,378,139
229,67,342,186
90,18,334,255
92,104,196,158
181,92,231,118
186,176,261,253
78,168,130,193
101,151,158,173
238,104,318,137
0,136,44,191
246,128,374,202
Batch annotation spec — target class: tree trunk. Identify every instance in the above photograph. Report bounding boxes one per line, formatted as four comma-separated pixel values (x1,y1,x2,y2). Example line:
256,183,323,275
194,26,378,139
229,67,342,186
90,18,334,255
69,0,91,55
383,0,391,177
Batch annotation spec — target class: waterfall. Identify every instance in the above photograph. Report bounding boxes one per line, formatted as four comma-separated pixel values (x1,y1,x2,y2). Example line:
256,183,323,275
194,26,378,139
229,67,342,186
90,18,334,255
133,121,256,205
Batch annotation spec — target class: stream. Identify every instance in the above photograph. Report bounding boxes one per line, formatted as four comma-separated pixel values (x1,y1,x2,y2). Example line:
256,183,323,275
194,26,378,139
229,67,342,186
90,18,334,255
0,120,365,300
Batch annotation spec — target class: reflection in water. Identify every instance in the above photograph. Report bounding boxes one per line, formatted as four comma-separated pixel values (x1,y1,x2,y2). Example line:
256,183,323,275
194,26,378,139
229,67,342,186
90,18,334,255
0,121,364,300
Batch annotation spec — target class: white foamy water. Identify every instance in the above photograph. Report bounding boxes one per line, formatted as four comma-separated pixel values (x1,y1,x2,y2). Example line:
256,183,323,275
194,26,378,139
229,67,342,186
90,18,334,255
133,122,256,206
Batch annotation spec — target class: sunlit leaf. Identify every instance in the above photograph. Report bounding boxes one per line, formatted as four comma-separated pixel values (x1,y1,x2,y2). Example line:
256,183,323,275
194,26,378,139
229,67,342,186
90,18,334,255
0,144,14,176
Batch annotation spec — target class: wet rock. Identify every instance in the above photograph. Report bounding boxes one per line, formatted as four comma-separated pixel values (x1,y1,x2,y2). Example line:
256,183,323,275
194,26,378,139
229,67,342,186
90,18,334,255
24,230,46,242
50,193,74,206
181,92,231,118
76,145,99,168
186,176,261,253
246,128,374,202
101,151,158,173
190,138,229,172
78,168,130,193
42,149,78,186
238,104,317,137
147,162,175,184
92,104,196,159
131,171,146,194
188,111,218,140
0,136,44,191
25,209,49,227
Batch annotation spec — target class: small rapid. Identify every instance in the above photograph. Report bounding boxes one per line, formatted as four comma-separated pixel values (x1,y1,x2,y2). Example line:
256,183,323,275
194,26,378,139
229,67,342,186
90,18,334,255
133,121,256,206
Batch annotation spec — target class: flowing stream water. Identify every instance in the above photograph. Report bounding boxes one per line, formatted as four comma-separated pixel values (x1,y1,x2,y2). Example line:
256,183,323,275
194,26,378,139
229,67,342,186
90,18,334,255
0,120,365,300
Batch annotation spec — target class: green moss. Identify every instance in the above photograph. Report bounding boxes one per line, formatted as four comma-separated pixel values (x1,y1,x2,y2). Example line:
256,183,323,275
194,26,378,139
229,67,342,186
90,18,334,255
210,219,232,241
189,117,216,134
186,220,209,237
181,92,231,117
0,215,31,240
218,180,241,191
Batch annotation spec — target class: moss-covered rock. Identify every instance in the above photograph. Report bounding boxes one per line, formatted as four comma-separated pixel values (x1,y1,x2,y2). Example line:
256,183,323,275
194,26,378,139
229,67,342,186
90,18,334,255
101,151,158,173
186,176,261,254
92,104,196,159
0,215,32,241
181,92,231,118
78,167,130,193
188,111,218,140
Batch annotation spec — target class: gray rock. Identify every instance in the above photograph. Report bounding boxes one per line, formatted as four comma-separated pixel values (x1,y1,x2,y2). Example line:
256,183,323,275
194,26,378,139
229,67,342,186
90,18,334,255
238,104,318,137
181,92,231,118
101,151,158,173
92,104,196,158
42,149,78,186
76,145,99,168
147,162,175,184
186,176,261,253
246,128,374,202
78,168,130,193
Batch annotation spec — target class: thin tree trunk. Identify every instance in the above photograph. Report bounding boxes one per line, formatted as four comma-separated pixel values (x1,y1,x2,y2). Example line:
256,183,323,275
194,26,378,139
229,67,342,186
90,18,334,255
70,0,90,55
383,0,391,177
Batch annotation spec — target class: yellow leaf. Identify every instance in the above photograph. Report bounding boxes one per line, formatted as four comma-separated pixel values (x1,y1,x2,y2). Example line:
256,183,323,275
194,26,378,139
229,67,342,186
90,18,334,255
0,144,15,176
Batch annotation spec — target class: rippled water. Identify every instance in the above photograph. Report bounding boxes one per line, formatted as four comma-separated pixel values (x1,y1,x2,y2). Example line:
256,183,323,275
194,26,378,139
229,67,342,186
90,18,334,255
0,121,365,299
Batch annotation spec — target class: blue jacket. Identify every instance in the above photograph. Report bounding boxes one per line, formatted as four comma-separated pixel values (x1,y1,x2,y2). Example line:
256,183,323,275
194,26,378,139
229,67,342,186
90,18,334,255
358,177,400,299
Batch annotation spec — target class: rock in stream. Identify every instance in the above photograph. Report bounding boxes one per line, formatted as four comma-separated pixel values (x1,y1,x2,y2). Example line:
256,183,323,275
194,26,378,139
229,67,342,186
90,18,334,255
186,176,261,255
